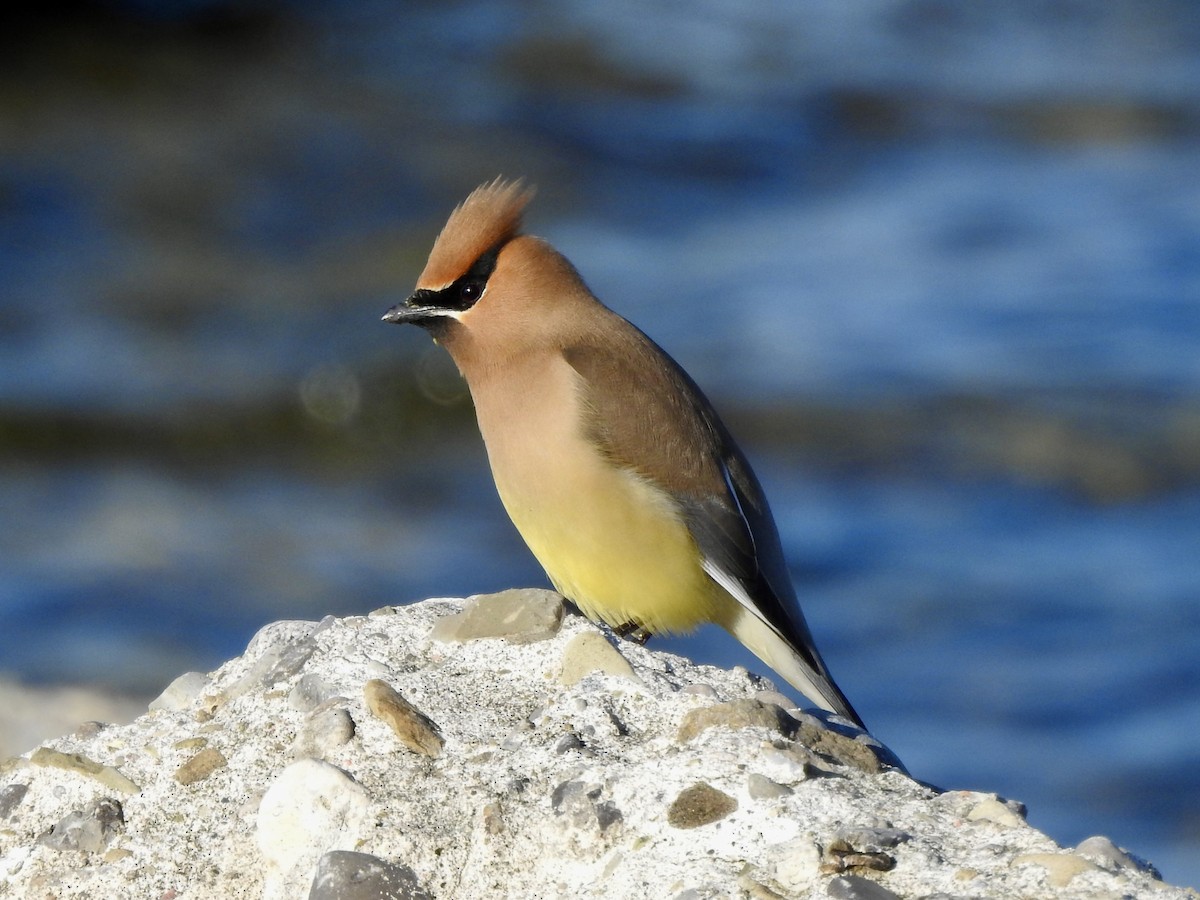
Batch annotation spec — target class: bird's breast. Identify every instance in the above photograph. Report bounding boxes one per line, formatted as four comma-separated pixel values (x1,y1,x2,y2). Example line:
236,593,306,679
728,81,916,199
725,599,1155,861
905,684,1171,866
467,358,722,634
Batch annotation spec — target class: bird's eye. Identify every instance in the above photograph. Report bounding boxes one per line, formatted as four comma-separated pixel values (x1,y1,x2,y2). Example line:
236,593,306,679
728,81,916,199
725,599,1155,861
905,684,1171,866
460,282,483,304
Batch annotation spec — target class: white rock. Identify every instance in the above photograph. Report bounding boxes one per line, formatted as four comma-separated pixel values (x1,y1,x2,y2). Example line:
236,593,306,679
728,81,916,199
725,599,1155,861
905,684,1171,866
967,796,1027,828
766,834,822,893
0,597,1190,900
148,671,211,712
256,758,370,899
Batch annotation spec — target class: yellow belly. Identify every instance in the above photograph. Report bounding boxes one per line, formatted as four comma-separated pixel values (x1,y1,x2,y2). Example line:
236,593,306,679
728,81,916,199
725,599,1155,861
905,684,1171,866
495,460,720,634
469,352,724,635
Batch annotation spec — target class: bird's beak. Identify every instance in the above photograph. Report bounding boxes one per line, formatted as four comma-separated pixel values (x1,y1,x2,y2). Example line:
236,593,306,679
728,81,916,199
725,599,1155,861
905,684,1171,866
382,294,439,325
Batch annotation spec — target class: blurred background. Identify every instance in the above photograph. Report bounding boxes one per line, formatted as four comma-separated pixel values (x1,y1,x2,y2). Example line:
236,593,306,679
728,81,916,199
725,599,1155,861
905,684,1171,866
1,0,1198,886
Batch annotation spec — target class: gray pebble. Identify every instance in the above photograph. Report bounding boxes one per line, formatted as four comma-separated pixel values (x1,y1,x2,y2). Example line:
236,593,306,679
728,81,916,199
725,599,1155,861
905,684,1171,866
225,637,317,701
747,772,793,800
553,732,586,754
827,874,901,899
261,637,319,686
308,850,431,900
289,674,341,712
834,827,911,851
293,704,356,758
73,721,107,739
0,783,29,819
39,797,124,853
429,588,564,644
149,671,211,712
551,780,623,832
594,800,623,832
551,779,593,826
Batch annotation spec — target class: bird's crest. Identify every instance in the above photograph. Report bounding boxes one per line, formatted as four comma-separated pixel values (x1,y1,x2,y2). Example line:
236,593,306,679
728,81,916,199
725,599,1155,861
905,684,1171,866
418,178,535,289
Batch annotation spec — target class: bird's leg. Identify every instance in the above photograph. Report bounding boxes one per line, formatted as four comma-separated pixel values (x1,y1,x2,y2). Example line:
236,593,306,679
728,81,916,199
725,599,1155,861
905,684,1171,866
613,621,654,645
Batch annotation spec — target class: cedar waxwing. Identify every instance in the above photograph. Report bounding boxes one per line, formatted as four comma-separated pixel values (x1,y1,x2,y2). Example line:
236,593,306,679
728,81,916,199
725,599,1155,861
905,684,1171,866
383,179,865,730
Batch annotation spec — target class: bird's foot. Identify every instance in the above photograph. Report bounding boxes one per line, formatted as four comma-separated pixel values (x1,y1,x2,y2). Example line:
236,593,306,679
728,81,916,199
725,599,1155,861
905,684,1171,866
613,621,653,645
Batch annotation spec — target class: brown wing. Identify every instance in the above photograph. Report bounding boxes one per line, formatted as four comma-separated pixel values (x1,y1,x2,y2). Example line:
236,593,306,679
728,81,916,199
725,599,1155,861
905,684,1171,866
561,324,831,672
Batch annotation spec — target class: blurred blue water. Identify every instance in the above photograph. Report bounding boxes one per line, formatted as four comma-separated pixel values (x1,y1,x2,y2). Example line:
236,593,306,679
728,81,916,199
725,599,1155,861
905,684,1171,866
1,0,1198,888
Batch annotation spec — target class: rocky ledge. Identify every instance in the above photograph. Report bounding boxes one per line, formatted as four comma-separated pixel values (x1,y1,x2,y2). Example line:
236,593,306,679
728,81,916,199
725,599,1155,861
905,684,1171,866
0,591,1187,899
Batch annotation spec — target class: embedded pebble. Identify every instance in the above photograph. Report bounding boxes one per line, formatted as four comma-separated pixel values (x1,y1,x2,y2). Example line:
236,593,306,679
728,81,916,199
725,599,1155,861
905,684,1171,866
967,796,1027,828
765,835,821,893
308,850,433,900
833,827,911,851
677,698,796,743
363,680,443,757
1074,834,1159,876
293,703,356,759
257,758,370,899
551,780,594,828
550,780,622,833
758,744,816,783
747,772,793,800
818,827,910,880
175,747,227,785
39,798,124,853
429,589,564,644
149,672,212,712
289,674,342,712
667,782,737,829
753,690,796,710
224,635,318,702
821,837,896,875
558,632,637,685
1012,852,1100,887
553,732,587,755
0,783,29,819
827,873,902,899
790,721,884,774
72,721,106,740
28,747,140,794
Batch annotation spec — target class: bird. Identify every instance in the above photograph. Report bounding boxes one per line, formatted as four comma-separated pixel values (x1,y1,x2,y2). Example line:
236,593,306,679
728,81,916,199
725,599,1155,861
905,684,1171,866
383,178,865,730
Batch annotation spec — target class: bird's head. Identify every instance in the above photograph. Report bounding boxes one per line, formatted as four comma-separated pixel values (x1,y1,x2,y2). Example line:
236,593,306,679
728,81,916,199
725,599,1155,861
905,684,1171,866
384,178,602,367
383,178,534,332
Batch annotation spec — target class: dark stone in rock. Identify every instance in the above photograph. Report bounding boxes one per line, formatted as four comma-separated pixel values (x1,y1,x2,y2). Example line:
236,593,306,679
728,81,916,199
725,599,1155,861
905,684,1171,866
553,732,586,754
551,780,623,832
0,783,29,819
834,826,911,851
667,782,737,829
827,873,901,899
308,850,431,900
594,800,623,832
793,721,883,774
290,673,341,712
676,698,796,743
822,837,896,875
39,797,125,853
